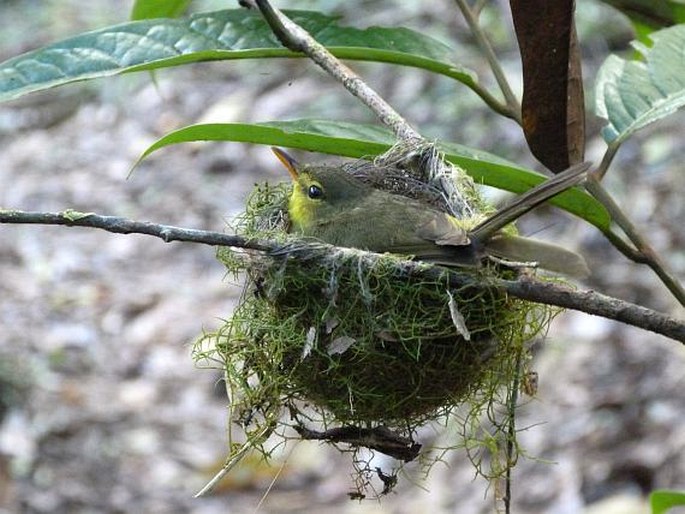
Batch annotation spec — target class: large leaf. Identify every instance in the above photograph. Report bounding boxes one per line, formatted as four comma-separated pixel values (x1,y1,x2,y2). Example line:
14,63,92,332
601,0,685,30
0,9,482,104
510,0,585,172
596,24,685,144
600,1,685,44
650,489,685,514
136,119,610,231
131,0,191,20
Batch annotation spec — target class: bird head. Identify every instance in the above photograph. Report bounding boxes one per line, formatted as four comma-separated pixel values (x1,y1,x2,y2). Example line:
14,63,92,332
272,148,368,233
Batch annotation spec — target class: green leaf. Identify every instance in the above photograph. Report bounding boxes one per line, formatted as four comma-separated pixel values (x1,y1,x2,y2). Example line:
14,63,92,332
596,24,685,145
136,119,610,231
0,9,480,104
601,0,685,31
650,489,685,514
510,0,585,172
131,0,191,20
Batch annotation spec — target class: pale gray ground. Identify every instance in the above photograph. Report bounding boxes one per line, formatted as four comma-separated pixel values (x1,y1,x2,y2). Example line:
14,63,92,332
0,2,683,513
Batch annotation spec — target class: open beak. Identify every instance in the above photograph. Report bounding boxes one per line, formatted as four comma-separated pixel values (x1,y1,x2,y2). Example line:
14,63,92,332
271,147,299,181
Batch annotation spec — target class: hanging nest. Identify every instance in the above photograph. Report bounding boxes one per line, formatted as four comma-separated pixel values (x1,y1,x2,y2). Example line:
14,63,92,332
194,146,557,496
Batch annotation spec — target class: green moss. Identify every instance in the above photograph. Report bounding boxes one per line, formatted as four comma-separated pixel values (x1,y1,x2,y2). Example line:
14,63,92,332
196,163,557,497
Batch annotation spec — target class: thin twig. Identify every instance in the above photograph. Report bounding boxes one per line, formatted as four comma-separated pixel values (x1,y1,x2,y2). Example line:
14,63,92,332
473,0,488,17
1,209,683,342
0,209,273,251
454,0,522,124
254,0,421,144
502,350,523,514
194,423,275,497
294,425,421,462
584,176,685,307
589,145,685,305
597,227,649,264
594,141,619,182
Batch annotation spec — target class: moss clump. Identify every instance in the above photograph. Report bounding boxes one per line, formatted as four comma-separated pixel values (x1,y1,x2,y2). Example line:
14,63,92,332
236,252,522,424
198,179,550,427
194,155,557,497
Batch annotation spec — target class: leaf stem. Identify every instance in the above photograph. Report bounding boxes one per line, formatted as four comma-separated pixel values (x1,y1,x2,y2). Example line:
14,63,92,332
503,350,523,514
464,77,520,121
454,0,522,124
254,0,422,144
594,142,619,181
584,176,685,307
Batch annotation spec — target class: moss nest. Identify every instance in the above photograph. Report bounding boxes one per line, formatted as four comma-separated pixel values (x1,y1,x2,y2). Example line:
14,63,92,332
193,150,562,498
236,252,521,424
198,167,553,431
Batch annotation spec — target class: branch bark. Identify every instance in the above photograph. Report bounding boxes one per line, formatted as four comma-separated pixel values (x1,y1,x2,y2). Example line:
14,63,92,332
2,209,683,343
254,0,422,144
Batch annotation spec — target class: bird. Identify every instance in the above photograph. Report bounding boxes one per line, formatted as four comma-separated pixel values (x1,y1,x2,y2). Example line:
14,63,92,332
273,148,590,278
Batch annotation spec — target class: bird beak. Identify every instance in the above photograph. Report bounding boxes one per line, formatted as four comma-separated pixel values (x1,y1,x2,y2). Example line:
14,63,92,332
271,147,299,181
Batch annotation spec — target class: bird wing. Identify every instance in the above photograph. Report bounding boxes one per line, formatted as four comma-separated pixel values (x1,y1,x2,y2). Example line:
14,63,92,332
304,192,479,266
398,211,478,266
415,212,471,247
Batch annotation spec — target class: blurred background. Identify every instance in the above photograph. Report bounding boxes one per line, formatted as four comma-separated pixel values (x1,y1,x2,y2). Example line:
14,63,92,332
0,0,683,512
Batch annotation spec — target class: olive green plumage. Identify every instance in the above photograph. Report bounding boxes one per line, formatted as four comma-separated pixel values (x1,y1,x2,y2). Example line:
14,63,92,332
290,166,478,262
282,152,590,278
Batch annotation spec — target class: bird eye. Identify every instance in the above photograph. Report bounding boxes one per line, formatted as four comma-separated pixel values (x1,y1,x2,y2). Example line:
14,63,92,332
307,184,324,199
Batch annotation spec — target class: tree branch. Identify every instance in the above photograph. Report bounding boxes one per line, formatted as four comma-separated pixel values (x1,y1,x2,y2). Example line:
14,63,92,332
293,425,421,463
254,0,422,144
0,208,273,251
1,209,683,343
